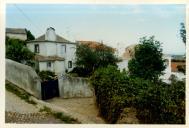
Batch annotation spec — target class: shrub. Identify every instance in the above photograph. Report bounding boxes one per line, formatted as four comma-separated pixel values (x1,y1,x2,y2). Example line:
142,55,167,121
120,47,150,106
69,67,91,77
134,80,185,124
91,66,185,124
38,71,56,81
90,65,133,123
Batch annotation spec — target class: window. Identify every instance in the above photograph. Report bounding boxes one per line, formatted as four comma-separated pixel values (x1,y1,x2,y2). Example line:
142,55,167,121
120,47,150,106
68,61,72,68
61,45,66,54
34,44,39,53
47,62,51,68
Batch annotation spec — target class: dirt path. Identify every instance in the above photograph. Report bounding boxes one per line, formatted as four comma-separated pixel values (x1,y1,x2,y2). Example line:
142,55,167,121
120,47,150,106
46,97,105,123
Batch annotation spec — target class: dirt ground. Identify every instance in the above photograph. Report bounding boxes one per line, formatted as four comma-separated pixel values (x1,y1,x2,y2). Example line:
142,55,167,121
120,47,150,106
46,97,105,123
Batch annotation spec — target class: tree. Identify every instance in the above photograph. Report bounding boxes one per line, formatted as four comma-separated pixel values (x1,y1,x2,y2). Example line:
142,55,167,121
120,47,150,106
74,43,118,76
26,29,35,40
128,36,166,81
6,37,35,66
180,23,186,45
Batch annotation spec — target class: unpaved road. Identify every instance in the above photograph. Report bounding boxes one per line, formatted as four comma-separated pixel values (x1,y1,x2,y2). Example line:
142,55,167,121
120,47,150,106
47,97,105,123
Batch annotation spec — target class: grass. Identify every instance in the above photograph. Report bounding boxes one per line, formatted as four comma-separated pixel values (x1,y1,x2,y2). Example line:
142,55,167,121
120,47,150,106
5,81,37,105
39,106,80,123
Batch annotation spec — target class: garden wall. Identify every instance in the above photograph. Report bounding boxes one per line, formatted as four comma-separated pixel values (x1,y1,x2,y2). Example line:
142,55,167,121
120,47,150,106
58,76,93,98
6,59,42,99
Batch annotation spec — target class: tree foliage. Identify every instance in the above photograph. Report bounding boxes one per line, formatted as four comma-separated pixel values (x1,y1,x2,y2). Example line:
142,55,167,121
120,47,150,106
74,43,118,76
26,29,35,41
6,36,35,66
128,36,166,81
180,22,186,44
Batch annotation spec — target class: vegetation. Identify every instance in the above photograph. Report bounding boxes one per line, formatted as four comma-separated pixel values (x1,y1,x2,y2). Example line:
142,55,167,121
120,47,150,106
180,22,186,45
74,43,118,77
134,78,185,124
38,70,57,81
90,65,129,123
6,36,35,66
26,29,35,41
90,36,185,124
128,36,166,81
90,66,185,124
6,81,37,105
39,106,79,123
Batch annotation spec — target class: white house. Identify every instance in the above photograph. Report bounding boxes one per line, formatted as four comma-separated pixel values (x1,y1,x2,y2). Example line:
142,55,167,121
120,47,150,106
6,28,27,41
27,27,76,75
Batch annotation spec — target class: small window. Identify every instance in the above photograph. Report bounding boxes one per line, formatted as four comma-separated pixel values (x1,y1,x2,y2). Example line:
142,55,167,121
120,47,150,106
34,44,39,53
61,45,66,54
47,62,51,68
68,61,72,68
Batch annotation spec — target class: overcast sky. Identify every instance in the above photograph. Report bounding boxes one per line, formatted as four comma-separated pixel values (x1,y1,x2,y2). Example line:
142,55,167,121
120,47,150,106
6,4,185,55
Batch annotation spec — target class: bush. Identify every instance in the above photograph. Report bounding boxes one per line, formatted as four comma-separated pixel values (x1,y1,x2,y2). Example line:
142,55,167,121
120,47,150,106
91,66,185,124
134,80,185,124
69,67,92,77
90,65,133,123
38,71,56,81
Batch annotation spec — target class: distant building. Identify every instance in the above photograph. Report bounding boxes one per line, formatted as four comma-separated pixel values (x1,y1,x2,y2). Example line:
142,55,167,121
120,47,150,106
122,44,137,60
76,40,116,52
117,45,185,82
6,28,27,41
117,44,137,71
27,27,76,75
171,55,185,72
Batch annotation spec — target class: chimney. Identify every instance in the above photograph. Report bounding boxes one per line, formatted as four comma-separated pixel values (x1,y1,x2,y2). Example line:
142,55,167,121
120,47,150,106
45,27,56,41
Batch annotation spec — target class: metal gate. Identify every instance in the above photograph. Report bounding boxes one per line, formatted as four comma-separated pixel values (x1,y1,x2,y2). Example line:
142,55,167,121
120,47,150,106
41,79,59,100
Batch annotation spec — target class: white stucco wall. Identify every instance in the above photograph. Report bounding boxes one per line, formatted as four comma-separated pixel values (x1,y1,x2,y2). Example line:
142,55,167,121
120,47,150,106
45,28,56,41
54,61,65,75
6,59,41,99
39,61,54,72
65,43,76,72
6,33,27,41
39,61,65,75
27,41,76,74
58,76,93,98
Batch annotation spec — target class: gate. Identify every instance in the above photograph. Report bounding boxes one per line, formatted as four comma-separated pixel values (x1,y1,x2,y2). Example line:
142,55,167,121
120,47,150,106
41,79,59,100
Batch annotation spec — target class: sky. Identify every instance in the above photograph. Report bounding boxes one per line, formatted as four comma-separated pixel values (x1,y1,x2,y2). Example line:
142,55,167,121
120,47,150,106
6,4,186,55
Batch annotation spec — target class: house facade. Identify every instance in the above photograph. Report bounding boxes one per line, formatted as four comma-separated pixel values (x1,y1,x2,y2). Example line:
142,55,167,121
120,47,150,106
27,27,76,75
6,28,27,41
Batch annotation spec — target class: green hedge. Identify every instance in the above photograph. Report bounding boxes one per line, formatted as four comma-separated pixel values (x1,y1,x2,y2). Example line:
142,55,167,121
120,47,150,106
134,79,185,124
90,65,132,123
90,66,185,124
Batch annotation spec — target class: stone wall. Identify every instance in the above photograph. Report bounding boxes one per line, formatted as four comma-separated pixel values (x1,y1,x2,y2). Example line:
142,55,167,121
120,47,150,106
6,59,41,99
58,75,93,98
